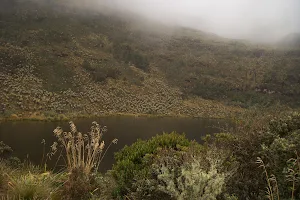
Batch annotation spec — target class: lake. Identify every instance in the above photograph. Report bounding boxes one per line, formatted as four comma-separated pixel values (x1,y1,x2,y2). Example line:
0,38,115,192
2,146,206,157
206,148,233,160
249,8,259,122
0,117,228,172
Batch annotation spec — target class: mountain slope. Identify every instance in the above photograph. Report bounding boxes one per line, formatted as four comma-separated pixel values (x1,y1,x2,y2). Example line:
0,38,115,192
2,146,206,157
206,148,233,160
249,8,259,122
278,33,300,48
0,0,299,119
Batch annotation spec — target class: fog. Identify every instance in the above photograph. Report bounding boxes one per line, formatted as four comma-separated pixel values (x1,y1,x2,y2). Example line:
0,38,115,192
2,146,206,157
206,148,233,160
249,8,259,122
94,0,300,43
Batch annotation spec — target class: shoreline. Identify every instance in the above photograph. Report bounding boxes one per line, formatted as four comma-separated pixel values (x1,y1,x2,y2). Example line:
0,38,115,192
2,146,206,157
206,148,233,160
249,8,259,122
0,111,235,122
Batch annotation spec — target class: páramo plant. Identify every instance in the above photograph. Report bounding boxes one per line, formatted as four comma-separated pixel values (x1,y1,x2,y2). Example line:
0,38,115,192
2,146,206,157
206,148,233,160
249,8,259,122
0,141,13,159
128,143,233,200
112,132,191,196
49,121,118,175
257,152,300,200
6,172,55,199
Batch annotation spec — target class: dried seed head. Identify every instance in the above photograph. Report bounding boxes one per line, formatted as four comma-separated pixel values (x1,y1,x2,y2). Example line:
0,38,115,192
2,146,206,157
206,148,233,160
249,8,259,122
99,141,105,150
83,134,89,141
101,126,108,133
64,132,68,139
94,142,99,150
69,121,77,133
92,121,98,126
67,141,71,151
68,132,72,139
51,142,58,152
112,138,118,144
54,127,63,137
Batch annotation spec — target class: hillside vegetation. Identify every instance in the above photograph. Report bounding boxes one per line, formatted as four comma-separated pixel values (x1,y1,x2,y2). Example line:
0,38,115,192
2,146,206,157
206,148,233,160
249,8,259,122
0,0,299,120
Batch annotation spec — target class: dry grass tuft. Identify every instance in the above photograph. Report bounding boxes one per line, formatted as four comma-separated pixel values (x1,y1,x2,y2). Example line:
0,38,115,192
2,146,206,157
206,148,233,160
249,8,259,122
50,121,117,175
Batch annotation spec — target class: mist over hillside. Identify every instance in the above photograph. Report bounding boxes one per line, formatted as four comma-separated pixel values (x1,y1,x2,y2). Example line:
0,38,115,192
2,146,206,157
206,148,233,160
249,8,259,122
278,33,300,48
2,0,300,43
0,0,299,120
54,0,300,43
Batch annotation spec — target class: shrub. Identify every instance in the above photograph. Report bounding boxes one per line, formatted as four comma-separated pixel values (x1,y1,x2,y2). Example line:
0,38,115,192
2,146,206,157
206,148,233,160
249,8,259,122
258,112,300,198
129,145,231,200
82,60,121,82
112,132,192,196
93,67,121,82
82,60,94,72
208,110,300,200
0,141,12,159
155,153,226,200
89,171,117,200
113,43,149,71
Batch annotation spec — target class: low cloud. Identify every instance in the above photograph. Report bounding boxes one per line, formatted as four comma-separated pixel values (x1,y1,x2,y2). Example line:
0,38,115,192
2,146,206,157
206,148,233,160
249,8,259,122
93,0,300,43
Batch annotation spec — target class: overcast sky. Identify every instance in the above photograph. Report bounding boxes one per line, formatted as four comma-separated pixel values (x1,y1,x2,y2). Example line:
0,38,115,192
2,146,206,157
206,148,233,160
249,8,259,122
95,0,300,42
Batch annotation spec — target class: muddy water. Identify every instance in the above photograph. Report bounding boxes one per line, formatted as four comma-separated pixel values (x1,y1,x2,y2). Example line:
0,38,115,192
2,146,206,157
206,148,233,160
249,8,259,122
0,116,228,172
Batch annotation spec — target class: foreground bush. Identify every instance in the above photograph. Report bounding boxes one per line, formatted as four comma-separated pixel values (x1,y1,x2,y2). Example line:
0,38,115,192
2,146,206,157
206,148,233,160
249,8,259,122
129,146,231,200
257,112,300,199
113,132,235,199
113,132,191,196
206,110,300,199
0,141,12,159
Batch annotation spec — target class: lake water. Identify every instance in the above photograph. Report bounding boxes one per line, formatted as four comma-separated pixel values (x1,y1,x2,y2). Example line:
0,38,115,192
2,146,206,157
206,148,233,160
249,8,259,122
0,117,228,172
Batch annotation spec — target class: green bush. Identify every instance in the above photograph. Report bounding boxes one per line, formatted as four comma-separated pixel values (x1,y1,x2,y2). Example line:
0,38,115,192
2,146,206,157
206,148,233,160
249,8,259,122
0,141,13,159
82,60,121,82
258,112,300,198
113,43,149,71
210,111,300,200
112,132,191,196
205,111,275,199
129,146,230,200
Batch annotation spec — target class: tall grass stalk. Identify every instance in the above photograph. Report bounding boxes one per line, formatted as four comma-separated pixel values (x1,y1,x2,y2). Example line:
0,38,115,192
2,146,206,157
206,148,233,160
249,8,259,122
50,121,117,174
256,157,275,200
257,152,300,200
286,151,300,200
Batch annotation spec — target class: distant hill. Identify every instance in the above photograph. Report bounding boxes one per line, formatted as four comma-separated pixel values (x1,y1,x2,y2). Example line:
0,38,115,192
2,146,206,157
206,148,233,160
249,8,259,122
278,33,300,48
0,0,299,119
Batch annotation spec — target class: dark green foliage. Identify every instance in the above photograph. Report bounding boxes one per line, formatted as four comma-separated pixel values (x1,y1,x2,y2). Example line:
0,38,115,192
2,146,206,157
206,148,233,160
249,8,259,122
0,141,12,159
0,142,21,168
128,143,231,200
268,112,300,137
203,111,275,199
113,132,191,196
259,112,300,198
82,60,94,72
113,43,149,71
0,47,27,73
208,111,300,199
93,67,121,82
82,60,121,82
128,149,187,200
